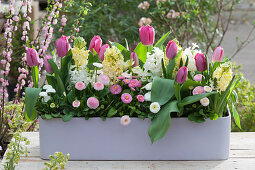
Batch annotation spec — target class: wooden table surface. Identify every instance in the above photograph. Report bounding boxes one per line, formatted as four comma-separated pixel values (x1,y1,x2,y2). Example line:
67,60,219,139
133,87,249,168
2,132,255,170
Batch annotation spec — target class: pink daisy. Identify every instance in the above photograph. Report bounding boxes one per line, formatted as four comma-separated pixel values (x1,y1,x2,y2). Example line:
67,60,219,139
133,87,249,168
75,81,85,91
128,79,139,88
193,74,203,82
120,115,131,126
193,86,205,95
72,100,80,108
87,97,99,109
94,82,104,91
123,79,131,84
121,93,132,104
137,95,144,102
110,85,122,94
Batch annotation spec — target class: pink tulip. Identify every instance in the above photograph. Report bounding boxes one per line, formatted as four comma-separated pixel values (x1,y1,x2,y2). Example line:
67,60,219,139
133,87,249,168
89,35,102,53
175,66,188,84
139,25,155,46
56,35,70,58
130,52,139,67
166,40,177,59
212,46,224,62
26,48,39,67
195,53,207,72
44,55,53,73
98,44,109,61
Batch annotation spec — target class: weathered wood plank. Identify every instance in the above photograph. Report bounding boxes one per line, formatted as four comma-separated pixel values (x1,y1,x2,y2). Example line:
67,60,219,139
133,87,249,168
2,132,255,170
15,158,255,170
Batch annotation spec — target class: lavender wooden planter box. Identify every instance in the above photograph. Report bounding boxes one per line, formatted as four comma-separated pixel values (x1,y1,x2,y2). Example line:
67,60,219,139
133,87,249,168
39,115,231,160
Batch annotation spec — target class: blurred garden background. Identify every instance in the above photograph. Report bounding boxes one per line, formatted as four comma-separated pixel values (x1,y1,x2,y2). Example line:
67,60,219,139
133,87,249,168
0,0,255,159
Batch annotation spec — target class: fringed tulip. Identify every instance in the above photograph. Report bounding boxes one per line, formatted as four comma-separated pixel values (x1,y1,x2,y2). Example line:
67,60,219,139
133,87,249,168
212,46,224,62
166,40,177,59
175,66,188,84
44,55,53,73
139,25,155,46
195,53,207,72
56,35,70,58
26,48,39,67
89,35,102,53
98,44,109,61
130,52,139,67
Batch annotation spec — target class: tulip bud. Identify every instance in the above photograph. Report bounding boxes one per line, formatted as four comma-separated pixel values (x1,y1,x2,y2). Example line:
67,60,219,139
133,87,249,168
44,55,53,73
212,46,224,62
89,35,102,53
26,48,39,67
139,25,155,46
56,35,70,58
195,53,207,72
73,36,87,49
175,66,188,84
166,40,177,59
98,44,109,61
130,52,139,67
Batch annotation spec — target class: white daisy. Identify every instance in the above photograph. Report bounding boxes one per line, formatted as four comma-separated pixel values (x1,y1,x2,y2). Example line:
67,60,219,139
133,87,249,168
150,102,160,113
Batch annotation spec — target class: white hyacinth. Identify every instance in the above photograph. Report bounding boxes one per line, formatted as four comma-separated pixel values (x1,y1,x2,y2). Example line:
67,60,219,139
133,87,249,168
70,65,92,85
142,47,164,82
182,43,202,72
150,102,161,113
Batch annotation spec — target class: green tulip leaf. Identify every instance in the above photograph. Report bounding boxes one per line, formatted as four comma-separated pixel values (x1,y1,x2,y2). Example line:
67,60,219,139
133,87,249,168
148,101,179,143
178,91,217,107
155,31,170,48
109,41,127,52
24,87,41,121
48,59,65,96
134,42,147,63
151,77,175,105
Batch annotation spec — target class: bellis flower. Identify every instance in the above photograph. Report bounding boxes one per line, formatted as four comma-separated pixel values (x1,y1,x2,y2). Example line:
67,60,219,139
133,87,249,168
87,97,99,109
120,115,131,126
110,85,122,95
121,93,133,104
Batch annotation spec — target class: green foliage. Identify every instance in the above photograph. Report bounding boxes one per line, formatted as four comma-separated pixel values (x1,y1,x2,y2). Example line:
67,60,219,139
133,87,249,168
1,131,30,170
43,152,70,170
232,73,255,132
0,102,38,159
54,0,236,52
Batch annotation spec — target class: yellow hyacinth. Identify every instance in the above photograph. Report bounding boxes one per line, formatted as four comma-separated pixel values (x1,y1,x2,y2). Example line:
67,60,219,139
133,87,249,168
213,62,233,92
102,46,124,83
71,47,89,67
